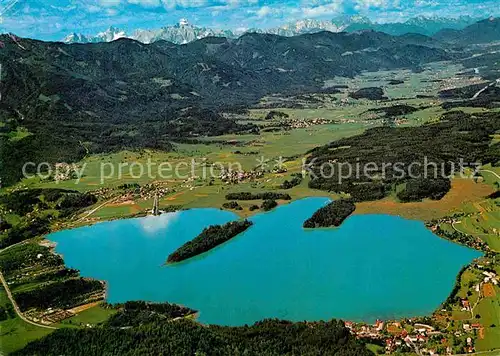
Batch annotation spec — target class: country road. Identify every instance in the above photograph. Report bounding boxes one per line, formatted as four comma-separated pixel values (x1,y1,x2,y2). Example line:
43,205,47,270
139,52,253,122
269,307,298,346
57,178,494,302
453,350,500,356
0,241,57,330
76,197,118,223
0,269,56,330
480,169,500,181
472,79,500,100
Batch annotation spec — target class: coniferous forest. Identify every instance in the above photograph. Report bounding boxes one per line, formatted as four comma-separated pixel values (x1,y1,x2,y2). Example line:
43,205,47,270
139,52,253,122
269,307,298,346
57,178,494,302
167,220,253,263
303,200,356,228
13,316,373,356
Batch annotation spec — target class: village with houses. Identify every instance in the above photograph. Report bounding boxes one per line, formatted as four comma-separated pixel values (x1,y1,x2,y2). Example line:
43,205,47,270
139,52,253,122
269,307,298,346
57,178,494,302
345,265,499,355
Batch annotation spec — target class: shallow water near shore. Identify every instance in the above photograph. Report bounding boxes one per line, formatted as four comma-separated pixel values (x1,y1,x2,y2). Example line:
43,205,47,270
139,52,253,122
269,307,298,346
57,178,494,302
48,197,481,326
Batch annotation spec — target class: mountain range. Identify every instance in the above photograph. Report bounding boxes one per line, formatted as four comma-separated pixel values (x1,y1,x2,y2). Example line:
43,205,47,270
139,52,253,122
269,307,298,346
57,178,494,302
435,17,500,44
63,16,481,45
1,17,499,186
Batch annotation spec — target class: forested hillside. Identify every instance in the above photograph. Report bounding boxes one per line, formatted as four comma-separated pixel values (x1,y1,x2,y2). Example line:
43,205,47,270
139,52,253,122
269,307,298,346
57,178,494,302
307,111,500,202
14,317,373,356
0,30,452,185
0,189,98,248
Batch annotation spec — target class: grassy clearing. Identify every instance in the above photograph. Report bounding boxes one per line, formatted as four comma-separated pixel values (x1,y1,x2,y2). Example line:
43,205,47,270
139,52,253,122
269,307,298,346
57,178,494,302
5,127,33,142
480,164,500,188
451,198,500,252
81,175,344,222
354,178,496,221
0,286,53,355
18,122,365,193
60,304,116,327
365,343,385,354
475,290,500,352
0,317,54,354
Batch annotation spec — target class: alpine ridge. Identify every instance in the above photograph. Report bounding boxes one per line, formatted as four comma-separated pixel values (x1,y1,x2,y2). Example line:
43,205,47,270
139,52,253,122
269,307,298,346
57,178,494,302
61,16,482,45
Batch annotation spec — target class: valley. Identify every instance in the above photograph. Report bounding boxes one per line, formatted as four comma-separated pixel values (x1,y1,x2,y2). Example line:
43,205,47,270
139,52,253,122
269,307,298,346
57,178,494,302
0,16,500,356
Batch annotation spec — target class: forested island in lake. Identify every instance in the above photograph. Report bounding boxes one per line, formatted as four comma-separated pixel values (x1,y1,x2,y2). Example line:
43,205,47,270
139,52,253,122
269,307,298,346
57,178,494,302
303,200,356,228
167,220,253,263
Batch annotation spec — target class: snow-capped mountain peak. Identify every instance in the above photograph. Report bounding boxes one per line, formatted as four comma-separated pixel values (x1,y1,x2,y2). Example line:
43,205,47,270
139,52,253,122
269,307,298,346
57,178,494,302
62,16,482,45
95,26,127,42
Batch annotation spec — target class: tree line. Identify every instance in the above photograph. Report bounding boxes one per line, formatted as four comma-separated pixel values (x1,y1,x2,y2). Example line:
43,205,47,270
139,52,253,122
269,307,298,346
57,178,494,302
303,200,356,228
0,242,104,313
167,220,253,263
225,192,292,201
104,301,197,327
14,278,104,311
280,173,303,190
13,317,373,356
307,111,500,202
0,189,98,248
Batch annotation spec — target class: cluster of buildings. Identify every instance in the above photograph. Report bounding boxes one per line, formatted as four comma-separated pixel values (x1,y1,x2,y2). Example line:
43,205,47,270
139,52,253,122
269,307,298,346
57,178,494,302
427,218,490,252
26,308,75,325
284,117,334,129
51,163,81,182
344,319,464,355
21,283,105,325
344,319,386,339
111,183,170,203
219,170,264,184
481,270,499,285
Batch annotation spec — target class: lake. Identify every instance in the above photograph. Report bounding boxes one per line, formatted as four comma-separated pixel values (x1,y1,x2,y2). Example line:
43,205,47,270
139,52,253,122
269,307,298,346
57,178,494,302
48,197,481,326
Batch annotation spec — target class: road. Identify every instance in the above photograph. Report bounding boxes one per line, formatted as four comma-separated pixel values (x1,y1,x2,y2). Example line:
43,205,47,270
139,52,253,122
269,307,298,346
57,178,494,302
0,268,56,330
405,337,422,356
76,197,118,223
0,200,118,333
472,79,500,100
0,241,57,330
453,350,500,356
479,169,500,181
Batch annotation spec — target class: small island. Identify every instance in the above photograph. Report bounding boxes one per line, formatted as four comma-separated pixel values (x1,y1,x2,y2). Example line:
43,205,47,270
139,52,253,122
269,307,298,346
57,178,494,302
167,220,253,263
303,200,356,228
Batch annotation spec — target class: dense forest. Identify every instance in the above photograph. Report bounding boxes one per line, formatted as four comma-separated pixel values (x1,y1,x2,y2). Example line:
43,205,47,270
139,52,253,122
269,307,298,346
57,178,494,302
366,104,419,117
303,200,356,228
0,243,63,276
14,317,373,356
261,200,278,211
0,189,97,217
105,301,197,327
1,27,453,187
280,173,303,189
0,189,98,248
222,201,243,211
265,111,290,120
349,87,387,100
0,242,105,312
225,192,292,201
167,220,253,263
0,217,51,249
397,178,451,202
14,278,104,311
307,111,500,202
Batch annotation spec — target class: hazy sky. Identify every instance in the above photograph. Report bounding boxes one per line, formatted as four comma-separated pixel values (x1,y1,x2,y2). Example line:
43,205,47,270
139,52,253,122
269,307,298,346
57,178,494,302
1,0,499,40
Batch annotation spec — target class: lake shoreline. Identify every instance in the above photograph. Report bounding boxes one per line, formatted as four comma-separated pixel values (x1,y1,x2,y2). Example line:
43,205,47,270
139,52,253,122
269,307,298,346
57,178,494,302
46,198,481,327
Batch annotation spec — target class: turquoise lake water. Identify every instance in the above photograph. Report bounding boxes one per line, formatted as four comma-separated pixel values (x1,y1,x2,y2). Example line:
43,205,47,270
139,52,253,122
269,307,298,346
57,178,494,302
48,197,481,326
